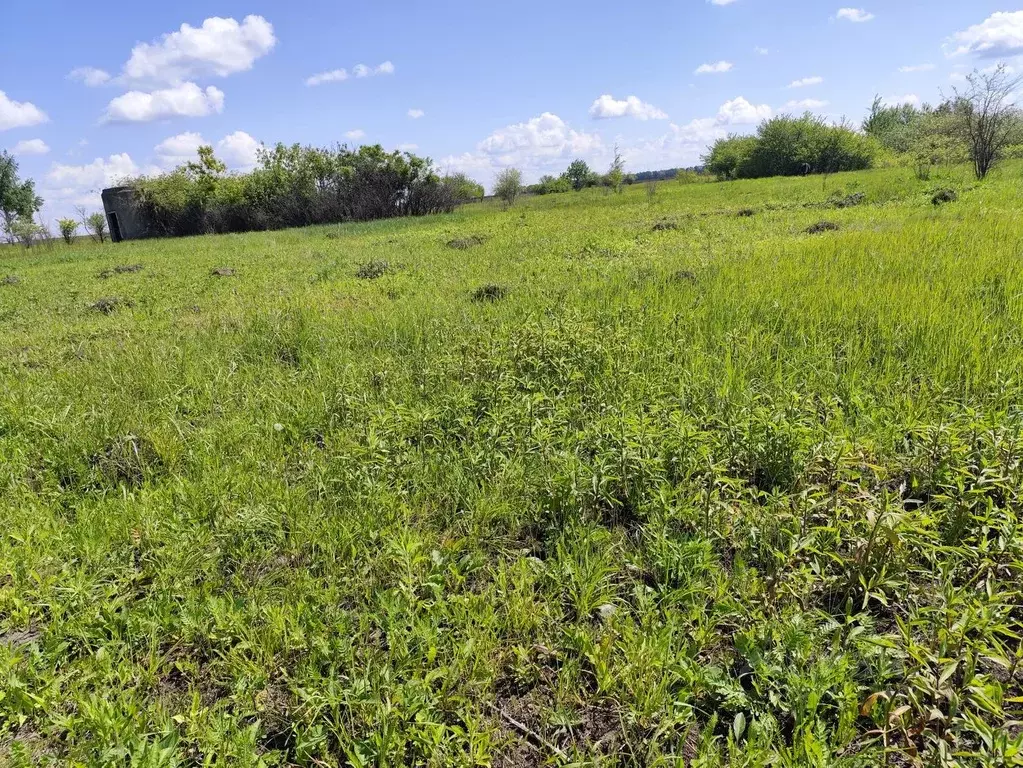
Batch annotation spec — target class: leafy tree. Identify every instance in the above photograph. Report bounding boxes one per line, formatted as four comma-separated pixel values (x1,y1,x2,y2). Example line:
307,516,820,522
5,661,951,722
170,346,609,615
1,151,42,241
565,159,593,191
863,96,923,153
530,174,572,195
952,65,1023,179
86,212,108,243
606,145,625,194
442,173,484,203
703,135,758,180
9,216,44,248
58,218,78,245
493,168,522,206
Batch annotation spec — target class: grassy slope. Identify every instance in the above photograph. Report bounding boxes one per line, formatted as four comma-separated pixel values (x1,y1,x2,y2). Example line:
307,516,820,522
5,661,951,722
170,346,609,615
2,164,1022,766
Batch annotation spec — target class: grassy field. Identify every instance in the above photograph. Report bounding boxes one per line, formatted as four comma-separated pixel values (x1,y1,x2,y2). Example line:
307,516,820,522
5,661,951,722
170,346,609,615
2,163,1022,767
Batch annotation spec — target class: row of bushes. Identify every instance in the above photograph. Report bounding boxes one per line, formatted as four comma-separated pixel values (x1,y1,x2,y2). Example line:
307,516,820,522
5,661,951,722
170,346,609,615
704,115,878,180
127,144,484,238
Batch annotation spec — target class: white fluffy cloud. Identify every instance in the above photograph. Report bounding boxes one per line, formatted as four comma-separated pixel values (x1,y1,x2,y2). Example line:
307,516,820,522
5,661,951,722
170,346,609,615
308,61,393,86
345,129,366,140
47,153,140,191
154,131,206,166
440,112,603,183
589,94,668,121
154,130,261,169
717,96,771,125
949,11,1023,58
695,60,733,75
407,108,425,119
103,83,224,123
836,8,874,23
121,15,276,86
12,139,50,156
784,98,829,110
788,76,824,88
68,67,111,87
0,91,48,131
217,131,261,169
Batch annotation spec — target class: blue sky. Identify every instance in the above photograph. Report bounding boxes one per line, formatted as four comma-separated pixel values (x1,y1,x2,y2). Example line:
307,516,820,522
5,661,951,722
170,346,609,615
1,1,1020,222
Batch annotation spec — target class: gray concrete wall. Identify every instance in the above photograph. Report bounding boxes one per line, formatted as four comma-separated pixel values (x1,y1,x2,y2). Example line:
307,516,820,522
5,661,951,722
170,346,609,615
100,187,149,242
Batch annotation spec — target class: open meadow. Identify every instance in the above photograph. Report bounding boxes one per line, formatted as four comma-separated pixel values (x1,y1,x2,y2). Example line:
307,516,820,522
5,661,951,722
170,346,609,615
2,164,1023,766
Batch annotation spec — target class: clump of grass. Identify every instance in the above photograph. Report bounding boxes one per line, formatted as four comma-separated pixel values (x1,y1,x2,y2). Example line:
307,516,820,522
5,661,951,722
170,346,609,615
805,220,840,234
90,296,131,314
736,207,756,217
91,434,163,488
651,218,679,231
447,235,487,250
829,192,866,208
211,267,236,277
1,275,21,286
471,283,508,302
932,188,958,205
355,259,391,279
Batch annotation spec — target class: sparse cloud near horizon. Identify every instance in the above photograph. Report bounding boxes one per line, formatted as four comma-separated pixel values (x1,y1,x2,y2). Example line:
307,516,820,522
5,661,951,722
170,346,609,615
12,139,50,156
695,60,734,75
784,98,829,110
899,63,935,73
589,94,668,121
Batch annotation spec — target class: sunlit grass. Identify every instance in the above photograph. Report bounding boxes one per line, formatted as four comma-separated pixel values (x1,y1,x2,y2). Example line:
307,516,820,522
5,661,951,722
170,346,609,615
1,162,1022,766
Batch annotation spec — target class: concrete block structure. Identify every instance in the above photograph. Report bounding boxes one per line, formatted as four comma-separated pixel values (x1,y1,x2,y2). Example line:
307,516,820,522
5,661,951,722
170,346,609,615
100,186,149,242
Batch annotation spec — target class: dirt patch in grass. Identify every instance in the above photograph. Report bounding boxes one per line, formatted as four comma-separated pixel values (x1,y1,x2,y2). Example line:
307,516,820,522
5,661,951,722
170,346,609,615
99,264,144,279
91,434,163,488
652,218,679,231
355,260,390,279
805,221,840,235
472,284,508,302
211,267,236,277
1,275,21,286
447,235,487,250
736,208,756,217
91,296,132,314
1,626,42,649
829,192,866,209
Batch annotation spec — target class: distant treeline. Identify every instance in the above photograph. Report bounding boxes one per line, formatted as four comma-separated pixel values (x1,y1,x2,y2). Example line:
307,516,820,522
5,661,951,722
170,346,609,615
125,144,485,239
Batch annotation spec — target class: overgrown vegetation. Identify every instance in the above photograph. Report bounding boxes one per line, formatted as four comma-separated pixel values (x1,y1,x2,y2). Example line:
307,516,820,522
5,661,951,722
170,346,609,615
125,143,477,239
1,161,1021,766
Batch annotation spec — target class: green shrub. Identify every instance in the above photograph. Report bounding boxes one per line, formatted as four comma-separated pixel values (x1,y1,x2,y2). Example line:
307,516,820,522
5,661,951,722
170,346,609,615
57,218,78,245
493,169,522,206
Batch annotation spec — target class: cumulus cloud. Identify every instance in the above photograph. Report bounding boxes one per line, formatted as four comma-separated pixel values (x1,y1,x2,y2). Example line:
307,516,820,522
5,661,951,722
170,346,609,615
836,8,874,23
154,130,261,170
345,129,366,140
47,153,140,192
0,91,48,131
788,76,824,88
103,83,224,123
784,98,829,109
440,112,603,182
120,15,276,86
12,139,50,156
589,94,668,121
695,60,733,75
948,11,1023,58
899,63,935,73
68,67,111,87
154,131,206,166
407,108,425,119
717,96,771,124
308,61,393,86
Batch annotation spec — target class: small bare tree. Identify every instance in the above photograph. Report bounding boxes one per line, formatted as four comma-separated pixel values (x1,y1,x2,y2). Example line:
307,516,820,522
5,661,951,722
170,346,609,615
77,206,107,243
953,64,1023,180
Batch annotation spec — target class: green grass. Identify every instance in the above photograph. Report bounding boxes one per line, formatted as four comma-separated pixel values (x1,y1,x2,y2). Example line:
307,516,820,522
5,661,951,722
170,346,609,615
2,162,1023,767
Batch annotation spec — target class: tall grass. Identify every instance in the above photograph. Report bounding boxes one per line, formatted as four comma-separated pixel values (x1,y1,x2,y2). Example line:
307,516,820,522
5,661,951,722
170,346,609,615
1,163,1021,766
